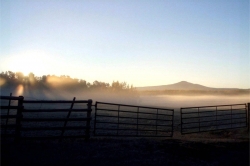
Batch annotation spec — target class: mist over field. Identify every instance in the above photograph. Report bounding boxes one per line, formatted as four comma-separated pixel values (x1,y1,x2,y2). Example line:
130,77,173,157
1,71,249,108
1,87,140,105
138,95,250,109
0,71,140,104
1,87,249,110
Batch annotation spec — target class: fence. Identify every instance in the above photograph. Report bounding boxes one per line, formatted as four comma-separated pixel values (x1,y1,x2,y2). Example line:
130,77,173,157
0,95,24,141
180,104,248,134
94,102,174,137
1,95,249,140
0,95,92,141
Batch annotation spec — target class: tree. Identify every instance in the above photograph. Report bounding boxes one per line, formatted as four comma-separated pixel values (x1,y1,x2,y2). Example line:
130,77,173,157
7,71,15,80
28,72,36,83
16,72,24,83
111,81,128,91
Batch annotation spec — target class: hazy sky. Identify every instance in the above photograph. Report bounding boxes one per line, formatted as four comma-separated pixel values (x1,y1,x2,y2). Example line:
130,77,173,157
1,0,249,88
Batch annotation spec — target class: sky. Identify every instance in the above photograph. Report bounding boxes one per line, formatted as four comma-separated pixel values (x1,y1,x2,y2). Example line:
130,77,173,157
0,0,249,88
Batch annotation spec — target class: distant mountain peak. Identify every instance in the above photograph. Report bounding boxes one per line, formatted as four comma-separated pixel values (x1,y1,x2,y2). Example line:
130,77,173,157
179,81,188,83
177,81,198,84
176,81,191,84
136,81,211,91
136,81,245,91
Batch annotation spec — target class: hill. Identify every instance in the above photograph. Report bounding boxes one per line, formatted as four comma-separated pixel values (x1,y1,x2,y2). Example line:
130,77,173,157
136,81,243,91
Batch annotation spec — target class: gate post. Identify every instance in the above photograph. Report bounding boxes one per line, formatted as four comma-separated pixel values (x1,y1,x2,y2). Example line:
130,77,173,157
180,108,183,135
248,103,250,132
15,96,23,142
86,99,92,140
94,102,97,136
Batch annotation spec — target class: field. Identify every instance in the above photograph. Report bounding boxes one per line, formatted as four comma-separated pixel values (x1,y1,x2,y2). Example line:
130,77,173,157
1,133,249,166
1,94,249,165
138,95,250,108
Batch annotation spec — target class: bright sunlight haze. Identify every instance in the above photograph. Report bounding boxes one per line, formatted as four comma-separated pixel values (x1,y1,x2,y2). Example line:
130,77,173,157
1,0,249,88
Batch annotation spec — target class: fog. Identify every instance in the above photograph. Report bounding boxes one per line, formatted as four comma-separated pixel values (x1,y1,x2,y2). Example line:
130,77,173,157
1,88,139,105
138,95,250,109
2,87,249,110
1,72,249,109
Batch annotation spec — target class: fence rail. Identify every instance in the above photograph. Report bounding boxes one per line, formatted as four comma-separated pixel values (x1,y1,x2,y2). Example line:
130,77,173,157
94,101,174,137
1,95,249,141
180,103,248,134
0,95,92,141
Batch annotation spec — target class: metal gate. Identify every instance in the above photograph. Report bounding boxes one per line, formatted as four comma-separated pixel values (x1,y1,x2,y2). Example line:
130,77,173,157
94,102,174,137
181,103,248,134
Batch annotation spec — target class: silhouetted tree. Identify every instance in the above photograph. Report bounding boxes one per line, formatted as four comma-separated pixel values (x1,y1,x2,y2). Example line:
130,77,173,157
7,71,15,80
15,72,24,83
0,70,138,95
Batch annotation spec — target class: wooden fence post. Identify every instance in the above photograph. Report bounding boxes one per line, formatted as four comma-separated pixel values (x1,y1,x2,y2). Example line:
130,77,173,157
94,102,97,136
6,93,12,124
15,96,23,142
248,103,250,132
171,109,174,137
5,93,12,136
180,108,182,135
86,99,92,140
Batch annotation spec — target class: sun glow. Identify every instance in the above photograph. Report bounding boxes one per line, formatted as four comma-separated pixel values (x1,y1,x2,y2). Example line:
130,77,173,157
0,77,6,86
15,84,24,96
3,50,55,76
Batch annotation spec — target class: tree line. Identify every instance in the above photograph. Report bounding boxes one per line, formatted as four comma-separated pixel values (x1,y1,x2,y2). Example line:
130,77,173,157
0,71,137,93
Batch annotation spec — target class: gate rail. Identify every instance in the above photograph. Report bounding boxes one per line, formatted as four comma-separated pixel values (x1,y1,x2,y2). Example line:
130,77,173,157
0,95,24,141
181,103,248,134
2,95,249,140
94,101,174,137
0,95,92,141
21,99,92,140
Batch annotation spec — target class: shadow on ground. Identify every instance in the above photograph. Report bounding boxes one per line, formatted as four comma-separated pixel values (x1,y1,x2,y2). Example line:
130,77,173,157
1,136,249,166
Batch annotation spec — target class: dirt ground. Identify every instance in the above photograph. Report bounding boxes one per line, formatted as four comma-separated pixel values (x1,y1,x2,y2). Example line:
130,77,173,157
1,129,249,166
